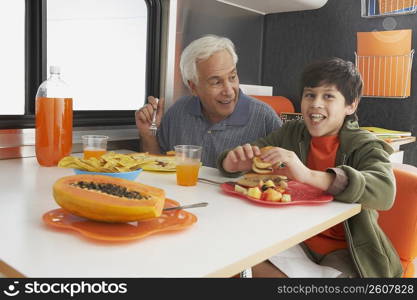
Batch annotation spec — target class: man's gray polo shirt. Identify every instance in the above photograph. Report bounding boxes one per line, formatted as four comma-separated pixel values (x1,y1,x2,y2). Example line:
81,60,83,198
157,91,282,168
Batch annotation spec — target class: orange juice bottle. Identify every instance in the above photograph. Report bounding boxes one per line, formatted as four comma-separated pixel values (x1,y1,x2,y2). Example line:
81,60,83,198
35,66,73,166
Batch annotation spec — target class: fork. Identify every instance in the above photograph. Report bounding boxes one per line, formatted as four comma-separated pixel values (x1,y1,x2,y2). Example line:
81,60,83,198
163,202,208,211
197,178,227,185
149,98,159,136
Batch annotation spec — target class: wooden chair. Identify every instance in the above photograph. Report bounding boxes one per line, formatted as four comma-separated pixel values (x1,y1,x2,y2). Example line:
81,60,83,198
250,95,295,114
378,163,417,277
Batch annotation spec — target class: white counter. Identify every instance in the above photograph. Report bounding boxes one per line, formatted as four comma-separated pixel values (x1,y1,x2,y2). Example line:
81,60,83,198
0,156,360,277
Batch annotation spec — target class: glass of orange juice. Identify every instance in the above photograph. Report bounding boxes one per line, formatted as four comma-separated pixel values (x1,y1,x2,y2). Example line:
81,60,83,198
174,145,202,186
81,135,109,159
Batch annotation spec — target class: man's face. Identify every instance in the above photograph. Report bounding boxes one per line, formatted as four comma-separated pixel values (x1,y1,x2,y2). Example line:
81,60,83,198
189,50,239,123
301,84,358,137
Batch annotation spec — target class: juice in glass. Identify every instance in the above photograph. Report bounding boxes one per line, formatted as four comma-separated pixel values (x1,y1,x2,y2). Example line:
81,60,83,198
174,145,202,186
176,163,201,186
82,135,108,160
83,149,107,159
35,97,73,166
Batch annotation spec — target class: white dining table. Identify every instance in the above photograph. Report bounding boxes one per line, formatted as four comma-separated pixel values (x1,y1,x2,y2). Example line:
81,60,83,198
0,155,361,277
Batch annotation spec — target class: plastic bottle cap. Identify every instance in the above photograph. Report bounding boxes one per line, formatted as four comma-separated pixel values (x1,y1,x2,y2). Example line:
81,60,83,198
50,65,61,74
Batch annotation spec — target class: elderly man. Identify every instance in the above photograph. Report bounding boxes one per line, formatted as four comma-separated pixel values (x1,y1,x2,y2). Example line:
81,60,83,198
135,34,282,167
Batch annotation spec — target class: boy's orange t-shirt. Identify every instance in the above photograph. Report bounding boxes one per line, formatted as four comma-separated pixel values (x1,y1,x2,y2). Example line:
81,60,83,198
304,135,348,255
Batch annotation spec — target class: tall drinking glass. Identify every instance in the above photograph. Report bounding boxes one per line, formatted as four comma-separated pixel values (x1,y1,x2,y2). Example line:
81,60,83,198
174,145,202,186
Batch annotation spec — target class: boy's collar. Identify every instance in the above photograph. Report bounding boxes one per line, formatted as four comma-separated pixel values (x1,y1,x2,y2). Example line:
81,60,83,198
301,118,359,142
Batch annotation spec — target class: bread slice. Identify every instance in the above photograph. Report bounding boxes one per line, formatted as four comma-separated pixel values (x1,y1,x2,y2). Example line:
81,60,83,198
236,173,287,187
252,162,273,174
253,157,272,169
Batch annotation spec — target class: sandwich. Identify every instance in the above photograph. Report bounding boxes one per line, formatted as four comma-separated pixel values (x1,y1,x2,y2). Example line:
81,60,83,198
236,146,286,187
252,146,275,174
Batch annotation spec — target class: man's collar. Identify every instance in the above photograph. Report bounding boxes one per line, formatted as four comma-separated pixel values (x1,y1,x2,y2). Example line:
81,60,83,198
226,90,250,125
188,95,203,117
187,89,250,126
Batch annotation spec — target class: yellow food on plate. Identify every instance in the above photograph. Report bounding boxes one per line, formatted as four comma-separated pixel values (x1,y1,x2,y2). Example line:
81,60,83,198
59,151,178,173
264,180,276,188
233,179,292,203
139,155,177,172
234,184,248,195
247,187,262,199
263,188,282,202
58,152,145,173
281,194,292,203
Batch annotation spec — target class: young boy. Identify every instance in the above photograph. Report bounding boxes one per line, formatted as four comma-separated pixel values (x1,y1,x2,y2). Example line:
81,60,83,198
218,57,402,278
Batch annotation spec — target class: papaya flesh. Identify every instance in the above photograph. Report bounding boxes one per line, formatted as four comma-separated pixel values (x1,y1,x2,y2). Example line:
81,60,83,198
52,174,165,222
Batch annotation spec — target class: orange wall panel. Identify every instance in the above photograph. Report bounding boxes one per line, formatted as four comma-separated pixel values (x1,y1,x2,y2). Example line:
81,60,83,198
357,30,412,97
357,30,411,56
379,0,417,14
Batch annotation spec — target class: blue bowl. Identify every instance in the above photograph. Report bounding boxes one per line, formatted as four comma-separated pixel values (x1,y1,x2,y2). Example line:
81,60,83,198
73,169,142,181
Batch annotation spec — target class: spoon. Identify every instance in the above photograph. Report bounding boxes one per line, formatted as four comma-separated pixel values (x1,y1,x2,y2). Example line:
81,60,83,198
163,202,208,211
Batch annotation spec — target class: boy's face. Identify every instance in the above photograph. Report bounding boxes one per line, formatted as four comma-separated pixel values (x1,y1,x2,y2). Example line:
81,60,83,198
301,84,358,137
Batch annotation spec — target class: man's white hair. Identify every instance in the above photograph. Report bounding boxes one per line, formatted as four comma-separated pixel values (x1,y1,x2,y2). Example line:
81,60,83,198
179,34,238,88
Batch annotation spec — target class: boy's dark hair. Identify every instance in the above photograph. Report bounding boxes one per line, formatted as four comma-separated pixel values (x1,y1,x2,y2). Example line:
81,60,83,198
300,57,363,107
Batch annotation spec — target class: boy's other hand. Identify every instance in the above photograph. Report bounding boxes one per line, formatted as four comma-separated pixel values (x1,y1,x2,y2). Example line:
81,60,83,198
223,144,261,173
260,147,311,183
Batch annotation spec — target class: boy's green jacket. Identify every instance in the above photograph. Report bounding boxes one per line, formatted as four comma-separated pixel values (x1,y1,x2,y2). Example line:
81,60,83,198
218,119,403,277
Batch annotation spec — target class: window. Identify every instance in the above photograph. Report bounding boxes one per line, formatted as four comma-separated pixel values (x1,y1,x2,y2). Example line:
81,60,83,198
0,0,161,128
47,0,147,111
0,0,25,115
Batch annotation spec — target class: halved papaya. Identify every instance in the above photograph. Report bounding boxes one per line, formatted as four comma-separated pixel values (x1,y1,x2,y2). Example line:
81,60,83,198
52,174,165,222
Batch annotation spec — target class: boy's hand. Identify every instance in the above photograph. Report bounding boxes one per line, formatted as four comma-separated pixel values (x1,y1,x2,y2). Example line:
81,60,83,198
222,144,261,173
260,147,311,183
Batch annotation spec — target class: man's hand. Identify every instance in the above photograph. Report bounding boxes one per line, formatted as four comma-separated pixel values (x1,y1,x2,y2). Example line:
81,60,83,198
135,96,165,137
222,144,261,173
135,96,165,154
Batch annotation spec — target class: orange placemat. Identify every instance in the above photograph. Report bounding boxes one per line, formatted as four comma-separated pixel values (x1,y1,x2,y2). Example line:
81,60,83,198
43,199,197,242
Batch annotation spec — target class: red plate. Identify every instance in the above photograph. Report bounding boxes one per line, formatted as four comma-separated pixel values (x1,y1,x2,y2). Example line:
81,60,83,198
43,199,197,242
221,181,333,206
